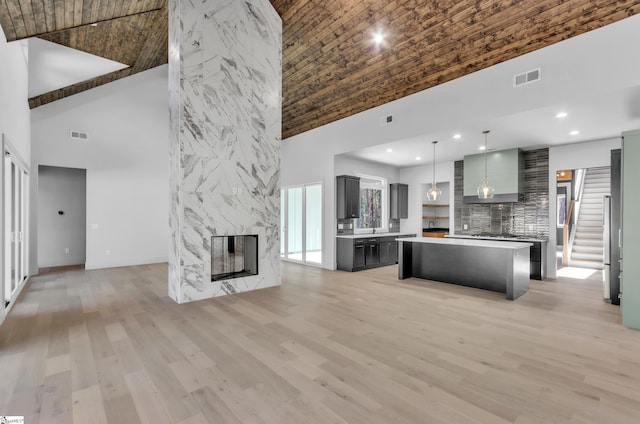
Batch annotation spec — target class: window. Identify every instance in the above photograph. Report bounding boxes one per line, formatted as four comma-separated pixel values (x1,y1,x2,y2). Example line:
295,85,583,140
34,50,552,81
356,175,388,232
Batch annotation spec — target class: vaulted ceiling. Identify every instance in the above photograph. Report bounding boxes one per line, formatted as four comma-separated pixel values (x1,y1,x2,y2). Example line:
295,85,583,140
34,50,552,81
0,0,168,108
1,0,639,139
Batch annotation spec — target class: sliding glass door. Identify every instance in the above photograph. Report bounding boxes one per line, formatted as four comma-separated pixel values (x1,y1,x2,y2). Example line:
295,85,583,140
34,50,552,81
281,183,322,265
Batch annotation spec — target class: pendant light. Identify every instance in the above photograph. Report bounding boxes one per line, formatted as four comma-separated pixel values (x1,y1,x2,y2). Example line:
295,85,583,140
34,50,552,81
477,130,495,199
426,141,442,201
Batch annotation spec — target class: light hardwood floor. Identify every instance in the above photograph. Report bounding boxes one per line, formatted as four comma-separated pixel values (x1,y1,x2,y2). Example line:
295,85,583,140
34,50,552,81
1,262,640,423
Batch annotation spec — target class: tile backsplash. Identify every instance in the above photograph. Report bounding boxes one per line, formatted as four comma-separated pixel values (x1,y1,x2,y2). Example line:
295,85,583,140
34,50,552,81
454,148,549,238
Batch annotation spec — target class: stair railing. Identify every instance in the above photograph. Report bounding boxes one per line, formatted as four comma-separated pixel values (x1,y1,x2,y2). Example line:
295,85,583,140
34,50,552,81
562,199,575,266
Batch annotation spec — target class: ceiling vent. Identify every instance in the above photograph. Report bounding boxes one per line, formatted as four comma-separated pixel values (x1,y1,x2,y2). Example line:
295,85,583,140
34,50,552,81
379,115,393,126
70,130,89,140
513,68,541,87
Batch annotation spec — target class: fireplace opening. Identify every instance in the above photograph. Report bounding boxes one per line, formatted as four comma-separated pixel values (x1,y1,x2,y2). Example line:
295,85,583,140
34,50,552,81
211,235,258,281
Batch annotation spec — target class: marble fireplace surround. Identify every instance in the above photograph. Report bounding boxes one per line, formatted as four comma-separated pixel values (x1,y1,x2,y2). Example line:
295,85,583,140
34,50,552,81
168,0,282,303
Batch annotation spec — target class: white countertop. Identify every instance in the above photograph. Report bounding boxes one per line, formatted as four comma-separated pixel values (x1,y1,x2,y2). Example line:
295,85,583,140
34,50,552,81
396,237,532,249
336,232,416,239
446,235,547,243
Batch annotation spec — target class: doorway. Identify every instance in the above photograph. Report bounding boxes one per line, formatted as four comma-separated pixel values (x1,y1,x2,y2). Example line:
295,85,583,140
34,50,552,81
3,145,29,308
37,166,87,270
556,167,609,279
280,183,323,265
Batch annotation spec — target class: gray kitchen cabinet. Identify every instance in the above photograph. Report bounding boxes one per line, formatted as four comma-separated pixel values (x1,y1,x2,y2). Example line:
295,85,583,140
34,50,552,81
336,234,414,271
365,239,380,266
390,183,408,219
353,241,365,268
337,175,360,219
379,237,398,264
528,240,547,280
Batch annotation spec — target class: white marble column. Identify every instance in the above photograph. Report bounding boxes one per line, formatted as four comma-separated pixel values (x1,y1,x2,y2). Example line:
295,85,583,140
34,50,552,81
168,0,281,303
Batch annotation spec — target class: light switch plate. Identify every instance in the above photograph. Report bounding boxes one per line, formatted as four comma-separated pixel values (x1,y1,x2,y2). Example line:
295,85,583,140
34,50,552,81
463,224,468,230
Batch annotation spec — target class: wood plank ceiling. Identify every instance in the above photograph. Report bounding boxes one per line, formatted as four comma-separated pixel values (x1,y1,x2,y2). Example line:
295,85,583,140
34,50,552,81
271,0,640,139
0,0,167,108
1,1,639,138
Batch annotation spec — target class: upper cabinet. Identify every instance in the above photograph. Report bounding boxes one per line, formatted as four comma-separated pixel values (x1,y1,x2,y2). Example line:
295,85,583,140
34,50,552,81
390,183,408,219
336,175,360,219
463,148,524,203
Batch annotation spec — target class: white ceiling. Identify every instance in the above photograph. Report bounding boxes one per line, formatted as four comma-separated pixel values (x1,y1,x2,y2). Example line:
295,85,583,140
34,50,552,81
28,38,128,98
340,14,640,168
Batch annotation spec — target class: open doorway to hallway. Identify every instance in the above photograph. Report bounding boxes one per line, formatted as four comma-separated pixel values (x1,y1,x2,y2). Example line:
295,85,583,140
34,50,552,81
37,166,87,273
556,166,610,280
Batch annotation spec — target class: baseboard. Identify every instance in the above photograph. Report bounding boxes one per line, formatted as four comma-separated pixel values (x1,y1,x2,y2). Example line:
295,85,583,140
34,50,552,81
85,256,168,271
0,275,31,328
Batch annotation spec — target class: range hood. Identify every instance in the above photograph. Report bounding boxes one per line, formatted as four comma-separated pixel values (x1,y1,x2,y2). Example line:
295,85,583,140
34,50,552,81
463,148,524,203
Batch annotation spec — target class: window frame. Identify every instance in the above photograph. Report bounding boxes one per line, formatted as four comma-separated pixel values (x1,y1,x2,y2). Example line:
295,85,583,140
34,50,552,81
354,174,388,234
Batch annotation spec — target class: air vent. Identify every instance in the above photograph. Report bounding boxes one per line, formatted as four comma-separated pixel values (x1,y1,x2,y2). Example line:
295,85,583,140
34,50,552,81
513,68,541,87
379,115,393,126
70,130,89,140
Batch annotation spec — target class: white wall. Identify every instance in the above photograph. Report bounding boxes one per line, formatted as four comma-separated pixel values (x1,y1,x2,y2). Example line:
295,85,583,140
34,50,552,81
399,162,455,235
334,155,400,184
0,35,30,164
547,137,621,278
30,65,169,271
37,166,86,267
0,29,31,325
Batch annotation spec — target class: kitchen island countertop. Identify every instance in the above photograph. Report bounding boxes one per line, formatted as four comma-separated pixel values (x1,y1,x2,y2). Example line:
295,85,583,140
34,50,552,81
337,232,416,239
445,234,547,243
396,236,532,249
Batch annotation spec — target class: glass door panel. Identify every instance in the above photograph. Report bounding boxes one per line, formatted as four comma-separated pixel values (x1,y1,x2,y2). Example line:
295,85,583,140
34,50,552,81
280,190,286,257
4,156,12,303
280,183,323,265
14,164,22,293
305,184,322,264
286,187,303,261
3,152,29,305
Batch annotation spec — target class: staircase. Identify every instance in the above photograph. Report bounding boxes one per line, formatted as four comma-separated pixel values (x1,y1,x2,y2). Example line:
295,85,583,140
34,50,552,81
570,167,610,269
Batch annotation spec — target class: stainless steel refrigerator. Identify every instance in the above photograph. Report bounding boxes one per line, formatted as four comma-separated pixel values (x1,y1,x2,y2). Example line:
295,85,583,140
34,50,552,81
604,149,621,305
603,194,612,299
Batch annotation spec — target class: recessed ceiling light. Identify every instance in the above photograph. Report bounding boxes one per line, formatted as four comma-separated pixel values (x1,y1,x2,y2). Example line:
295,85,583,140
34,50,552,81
372,30,385,45
556,112,568,118
478,146,486,151
415,156,421,160
453,133,461,139
570,130,580,136
386,148,393,153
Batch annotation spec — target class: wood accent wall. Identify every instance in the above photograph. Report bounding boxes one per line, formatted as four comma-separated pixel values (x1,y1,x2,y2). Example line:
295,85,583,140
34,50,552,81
270,0,640,139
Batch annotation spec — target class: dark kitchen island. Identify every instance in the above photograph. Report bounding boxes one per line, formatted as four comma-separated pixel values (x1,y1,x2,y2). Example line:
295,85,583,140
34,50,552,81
396,237,531,300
